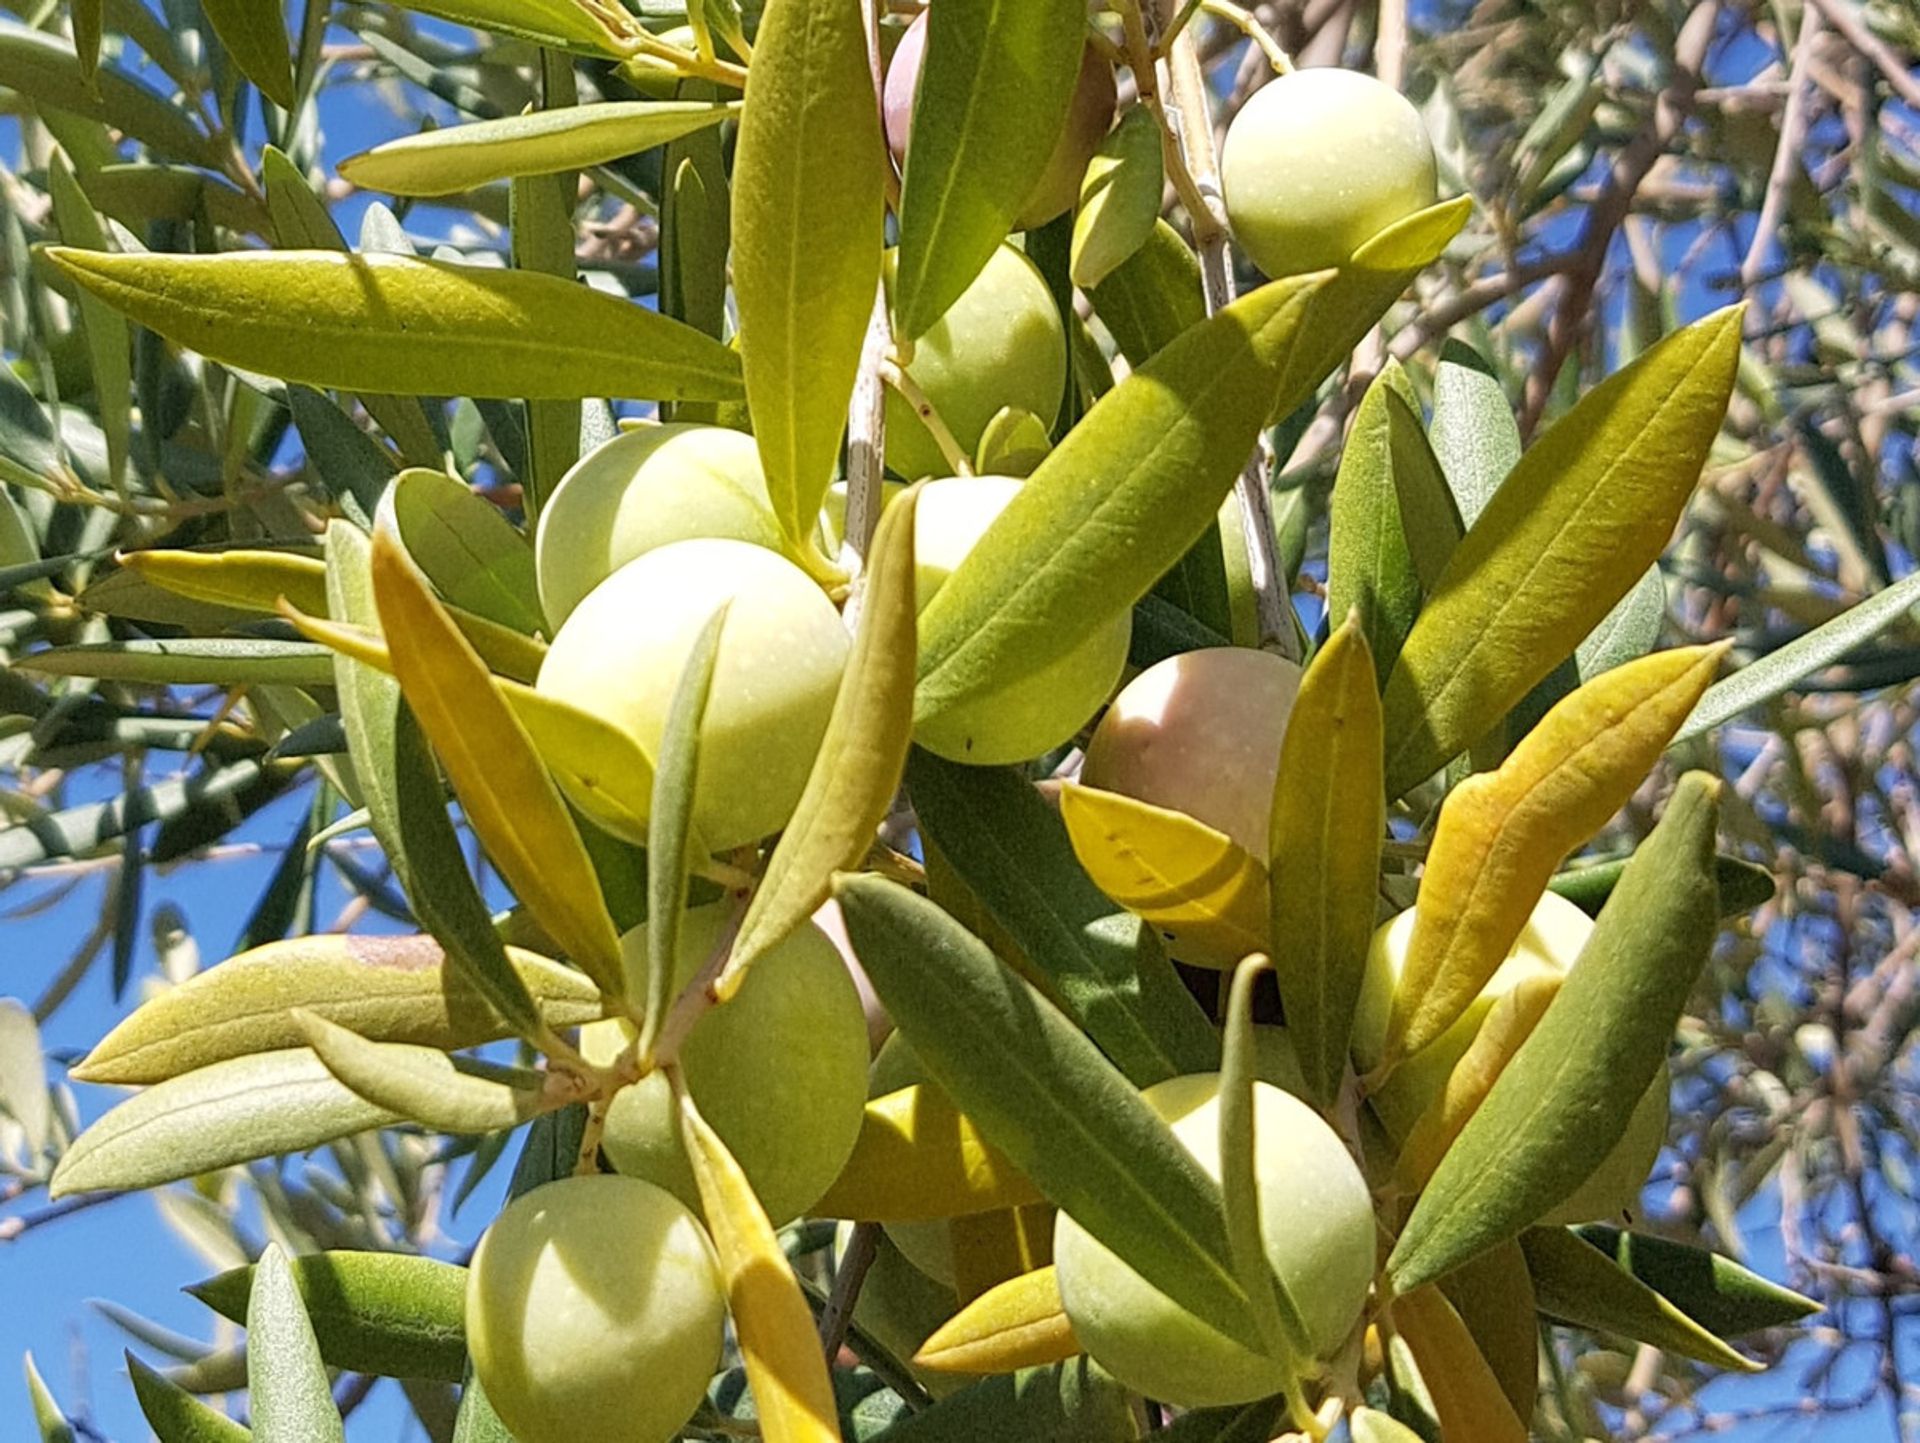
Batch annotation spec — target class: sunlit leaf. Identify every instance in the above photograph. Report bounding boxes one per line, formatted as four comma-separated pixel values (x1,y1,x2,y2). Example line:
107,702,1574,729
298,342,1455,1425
1070,107,1163,290
813,1082,1042,1223
247,1244,346,1443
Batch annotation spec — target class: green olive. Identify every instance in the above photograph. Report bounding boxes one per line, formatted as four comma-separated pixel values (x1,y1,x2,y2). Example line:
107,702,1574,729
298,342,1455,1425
467,1175,724,1443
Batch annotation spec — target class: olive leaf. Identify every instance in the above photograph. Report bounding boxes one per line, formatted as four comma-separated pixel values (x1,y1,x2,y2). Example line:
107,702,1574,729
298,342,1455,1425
0,22,222,166
247,1244,347,1443
894,0,1089,339
201,0,296,110
1428,339,1519,530
813,1082,1042,1223
914,1266,1077,1376
1087,219,1206,367
722,487,921,994
341,101,739,196
1381,306,1744,797
1267,618,1384,1104
40,247,743,403
1070,107,1164,291
119,547,331,617
1383,643,1725,1066
127,1355,252,1442
1327,365,1426,679
1436,1240,1540,1425
1388,772,1723,1295
386,0,635,54
866,1361,1135,1443
1571,1225,1820,1337
296,1010,560,1134
47,155,132,492
1389,1284,1528,1443
24,1353,76,1443
389,469,544,635
72,934,600,1084
732,0,886,558
835,873,1262,1352
16,639,337,687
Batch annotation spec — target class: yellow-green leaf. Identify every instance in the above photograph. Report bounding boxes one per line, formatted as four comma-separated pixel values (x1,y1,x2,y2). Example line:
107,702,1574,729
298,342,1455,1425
1521,1226,1760,1373
1268,618,1384,1103
120,546,329,618
1218,956,1301,1359
73,933,602,1085
247,1244,346,1443
732,0,885,557
813,1082,1042,1222
1388,773,1723,1294
1383,643,1725,1065
341,101,740,197
49,1049,400,1198
1380,306,1744,796
893,0,1089,338
1436,1240,1540,1427
1327,364,1427,679
1069,106,1163,290
499,677,657,838
722,487,921,996
296,1011,561,1134
389,469,543,636
388,0,633,55
914,1266,1080,1375
370,510,624,998
1390,1285,1527,1443
680,1092,843,1443
202,0,295,111
1059,783,1268,970
39,247,743,403
47,154,131,493
0,22,221,167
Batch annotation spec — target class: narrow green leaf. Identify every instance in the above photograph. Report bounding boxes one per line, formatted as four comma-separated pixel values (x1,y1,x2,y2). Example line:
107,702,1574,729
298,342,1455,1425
74,933,600,1085
387,0,633,54
372,506,624,998
1087,218,1205,367
1382,389,1464,594
1549,852,1774,922
342,101,738,196
1388,773,1723,1295
834,873,1260,1350
201,0,295,110
1577,566,1665,682
1070,106,1163,290
894,0,1088,338
1428,340,1519,529
641,603,728,1056
23,1353,75,1443
513,49,583,518
1329,364,1424,678
915,273,1326,728
72,0,103,83
40,247,742,403
0,22,221,166
1380,306,1744,797
248,1244,346,1443
128,1355,252,1442
50,1049,401,1198
1676,567,1920,743
907,750,1220,1086
191,1252,469,1385
866,1360,1135,1443
1521,1227,1760,1372
723,487,921,990
16,639,338,686
1268,618,1384,1103
660,77,732,348
732,0,886,553
1219,957,1302,1359
390,469,543,635
48,154,131,493
1571,1225,1821,1337
298,1011,560,1134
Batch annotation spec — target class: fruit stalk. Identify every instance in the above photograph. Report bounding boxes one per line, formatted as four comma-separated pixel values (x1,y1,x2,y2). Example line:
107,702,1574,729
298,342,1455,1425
1140,0,1298,660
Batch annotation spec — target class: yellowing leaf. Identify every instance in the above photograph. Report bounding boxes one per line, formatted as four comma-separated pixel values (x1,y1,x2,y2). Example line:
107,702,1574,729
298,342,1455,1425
49,1050,400,1198
1388,773,1723,1295
1381,306,1743,796
732,0,885,557
340,101,739,196
812,1082,1042,1222
1383,643,1726,1065
39,247,743,403
915,1266,1080,1375
370,515,625,999
1390,1285,1528,1443
72,934,602,1085
679,1092,843,1443
120,546,329,618
1059,783,1268,970
1268,618,1385,1103
1437,1240,1541,1427
721,486,921,996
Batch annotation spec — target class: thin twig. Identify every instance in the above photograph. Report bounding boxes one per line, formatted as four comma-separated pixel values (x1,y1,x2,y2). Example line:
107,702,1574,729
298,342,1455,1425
1739,7,1824,292
818,1221,879,1360
1806,0,1920,112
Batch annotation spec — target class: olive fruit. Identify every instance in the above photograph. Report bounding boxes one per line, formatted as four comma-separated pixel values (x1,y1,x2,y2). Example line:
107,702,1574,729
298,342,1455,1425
1081,647,1304,857
883,246,1066,483
578,904,870,1227
883,12,1116,230
1054,1073,1374,1408
467,1175,724,1443
912,475,1129,764
1220,67,1438,278
536,537,849,852
534,423,786,630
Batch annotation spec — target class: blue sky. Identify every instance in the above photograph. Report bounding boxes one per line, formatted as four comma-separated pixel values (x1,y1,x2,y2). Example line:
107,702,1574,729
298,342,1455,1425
1,4,1912,1440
